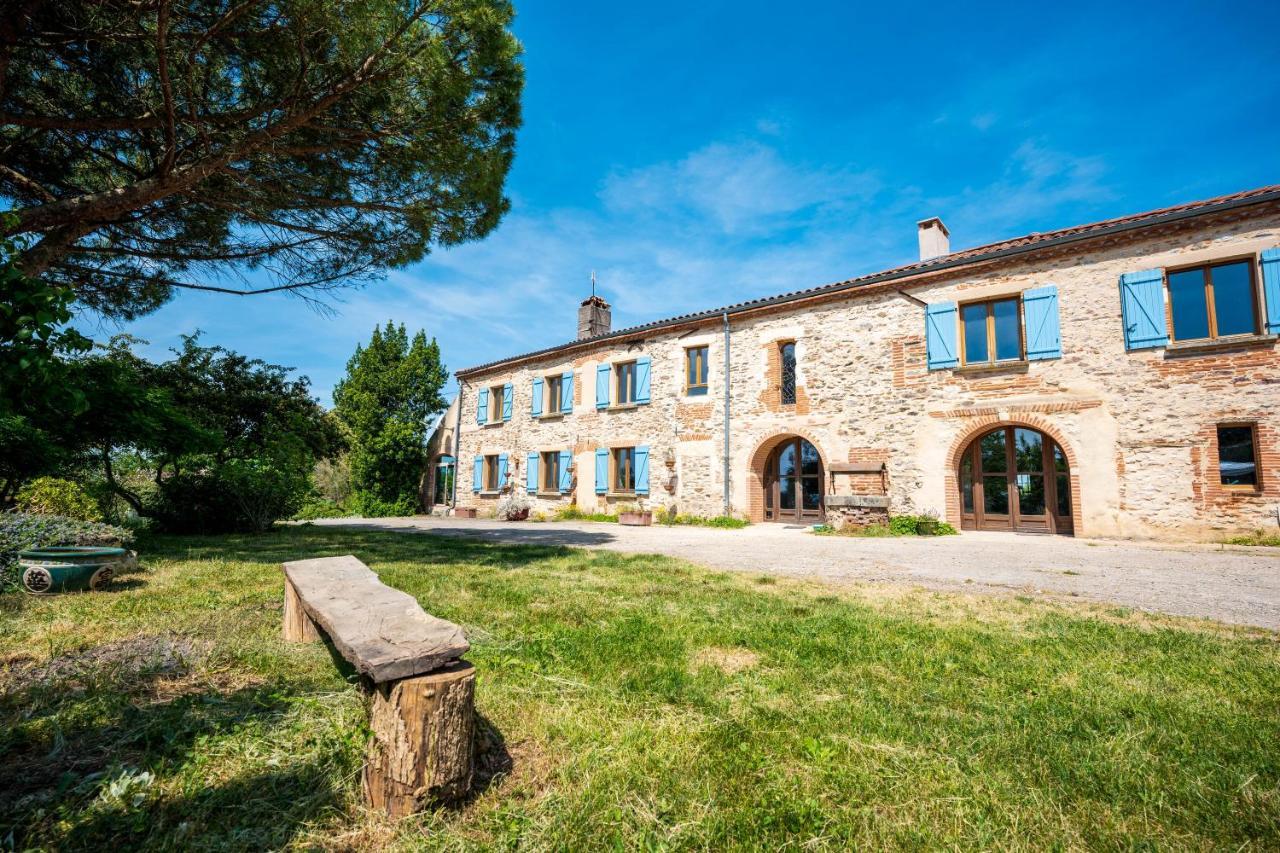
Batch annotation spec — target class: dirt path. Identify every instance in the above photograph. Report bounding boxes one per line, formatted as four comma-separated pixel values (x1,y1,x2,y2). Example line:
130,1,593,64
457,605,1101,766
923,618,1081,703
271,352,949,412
310,517,1280,630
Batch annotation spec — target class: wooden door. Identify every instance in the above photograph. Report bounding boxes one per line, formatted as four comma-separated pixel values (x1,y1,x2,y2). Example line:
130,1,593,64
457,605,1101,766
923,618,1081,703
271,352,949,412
763,438,825,522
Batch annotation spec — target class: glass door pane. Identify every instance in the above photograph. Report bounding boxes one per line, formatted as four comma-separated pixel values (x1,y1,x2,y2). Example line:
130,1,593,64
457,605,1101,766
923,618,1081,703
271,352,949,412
779,477,796,510
983,475,1009,514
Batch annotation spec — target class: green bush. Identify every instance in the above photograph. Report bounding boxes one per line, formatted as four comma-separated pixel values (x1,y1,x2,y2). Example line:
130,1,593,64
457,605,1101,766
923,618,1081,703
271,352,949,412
654,507,749,529
350,491,418,518
888,515,919,536
293,497,353,521
14,477,102,521
0,512,133,592
150,459,310,534
554,505,617,523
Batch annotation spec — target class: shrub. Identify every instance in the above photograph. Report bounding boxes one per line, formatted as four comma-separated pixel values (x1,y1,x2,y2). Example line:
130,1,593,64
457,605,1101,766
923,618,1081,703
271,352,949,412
888,515,919,536
150,459,310,534
312,454,353,506
14,477,102,521
1,512,133,592
496,492,532,521
350,491,418,518
554,505,617,523
292,497,353,521
653,507,748,529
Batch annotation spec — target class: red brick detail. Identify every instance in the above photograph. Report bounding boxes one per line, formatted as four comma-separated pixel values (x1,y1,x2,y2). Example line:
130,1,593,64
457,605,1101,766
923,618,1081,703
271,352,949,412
745,429,830,524
942,415,1084,536
1196,418,1279,512
928,400,1103,419
890,336,927,389
757,340,811,414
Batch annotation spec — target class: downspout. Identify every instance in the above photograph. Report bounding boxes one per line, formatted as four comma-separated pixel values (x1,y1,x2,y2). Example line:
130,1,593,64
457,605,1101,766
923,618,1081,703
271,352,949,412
722,311,731,516
450,383,464,510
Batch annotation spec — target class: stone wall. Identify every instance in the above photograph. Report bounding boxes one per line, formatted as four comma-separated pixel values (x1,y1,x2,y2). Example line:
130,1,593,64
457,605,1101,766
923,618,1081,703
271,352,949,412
455,204,1280,540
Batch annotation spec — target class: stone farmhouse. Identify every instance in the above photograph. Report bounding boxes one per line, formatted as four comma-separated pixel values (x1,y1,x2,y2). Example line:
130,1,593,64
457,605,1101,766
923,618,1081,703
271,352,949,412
432,185,1280,540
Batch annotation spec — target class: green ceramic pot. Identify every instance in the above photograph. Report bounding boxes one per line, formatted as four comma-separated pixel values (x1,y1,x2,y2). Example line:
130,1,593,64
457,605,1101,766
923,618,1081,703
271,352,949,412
18,546,129,594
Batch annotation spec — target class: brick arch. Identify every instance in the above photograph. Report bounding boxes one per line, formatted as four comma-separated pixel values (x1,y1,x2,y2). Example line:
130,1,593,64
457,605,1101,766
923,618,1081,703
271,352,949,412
746,429,830,523
942,415,1084,535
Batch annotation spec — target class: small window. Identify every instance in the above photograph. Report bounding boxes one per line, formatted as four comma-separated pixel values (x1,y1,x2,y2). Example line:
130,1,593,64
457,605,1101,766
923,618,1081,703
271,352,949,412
483,454,501,490
1168,260,1259,342
685,346,709,396
960,297,1022,365
1217,425,1258,488
779,342,796,405
540,450,561,492
613,447,636,492
616,361,638,405
545,375,562,414
488,384,504,423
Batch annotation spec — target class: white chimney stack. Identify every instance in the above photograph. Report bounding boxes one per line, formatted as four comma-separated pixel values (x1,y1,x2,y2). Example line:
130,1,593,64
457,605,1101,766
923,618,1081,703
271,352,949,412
917,217,950,262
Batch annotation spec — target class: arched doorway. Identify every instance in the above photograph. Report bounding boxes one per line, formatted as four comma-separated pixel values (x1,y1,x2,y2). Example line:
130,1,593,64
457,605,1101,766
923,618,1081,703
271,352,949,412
762,437,824,522
958,426,1072,534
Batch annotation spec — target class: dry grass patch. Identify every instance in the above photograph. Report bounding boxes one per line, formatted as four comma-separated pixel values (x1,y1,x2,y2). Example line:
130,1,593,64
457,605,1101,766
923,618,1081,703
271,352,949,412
692,646,761,675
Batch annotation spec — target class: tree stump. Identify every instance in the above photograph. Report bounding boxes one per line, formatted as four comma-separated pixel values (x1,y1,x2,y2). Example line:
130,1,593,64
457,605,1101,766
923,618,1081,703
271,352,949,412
282,577,321,643
363,660,477,817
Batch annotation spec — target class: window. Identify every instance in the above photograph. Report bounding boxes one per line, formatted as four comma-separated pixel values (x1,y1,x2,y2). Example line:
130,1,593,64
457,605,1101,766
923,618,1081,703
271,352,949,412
545,374,562,414
488,384,504,423
540,450,561,492
1217,425,1258,488
685,346,709,395
613,447,636,492
779,342,796,405
483,454,501,491
616,361,638,404
1168,260,1259,342
960,297,1022,365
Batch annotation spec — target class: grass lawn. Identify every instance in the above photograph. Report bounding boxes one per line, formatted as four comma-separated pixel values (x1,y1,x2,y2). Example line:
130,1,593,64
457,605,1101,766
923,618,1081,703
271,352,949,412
2,526,1278,850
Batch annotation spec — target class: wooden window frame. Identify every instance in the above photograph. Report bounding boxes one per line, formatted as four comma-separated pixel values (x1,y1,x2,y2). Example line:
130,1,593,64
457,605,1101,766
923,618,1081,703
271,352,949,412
611,446,636,494
778,341,797,405
958,296,1025,366
544,374,563,415
1215,422,1262,492
540,450,562,492
1165,256,1262,343
685,345,709,396
615,360,638,405
483,454,501,491
487,384,505,424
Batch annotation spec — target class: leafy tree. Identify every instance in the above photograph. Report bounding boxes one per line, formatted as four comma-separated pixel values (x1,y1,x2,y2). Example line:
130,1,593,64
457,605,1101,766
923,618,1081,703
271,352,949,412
1,0,523,319
334,322,446,514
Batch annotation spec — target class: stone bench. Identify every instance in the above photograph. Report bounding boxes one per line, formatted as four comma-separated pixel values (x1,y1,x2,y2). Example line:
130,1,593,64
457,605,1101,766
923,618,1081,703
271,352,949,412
281,555,474,817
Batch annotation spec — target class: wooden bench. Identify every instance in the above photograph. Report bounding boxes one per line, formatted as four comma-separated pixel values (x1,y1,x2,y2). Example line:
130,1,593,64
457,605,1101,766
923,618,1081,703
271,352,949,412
281,555,474,817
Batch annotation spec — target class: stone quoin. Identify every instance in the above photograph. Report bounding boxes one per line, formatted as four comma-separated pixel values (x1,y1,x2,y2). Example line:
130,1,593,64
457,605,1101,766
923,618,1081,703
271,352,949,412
428,185,1280,540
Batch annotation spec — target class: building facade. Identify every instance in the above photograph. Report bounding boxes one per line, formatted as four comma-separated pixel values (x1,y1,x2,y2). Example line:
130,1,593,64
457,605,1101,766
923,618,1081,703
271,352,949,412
447,186,1280,540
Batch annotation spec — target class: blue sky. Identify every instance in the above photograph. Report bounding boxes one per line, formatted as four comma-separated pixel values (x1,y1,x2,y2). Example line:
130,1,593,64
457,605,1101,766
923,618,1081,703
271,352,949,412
116,0,1280,405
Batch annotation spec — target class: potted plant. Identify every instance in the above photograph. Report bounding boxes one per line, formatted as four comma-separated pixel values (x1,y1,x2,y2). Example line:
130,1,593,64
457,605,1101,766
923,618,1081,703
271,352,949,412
496,492,531,522
915,508,941,536
618,502,652,526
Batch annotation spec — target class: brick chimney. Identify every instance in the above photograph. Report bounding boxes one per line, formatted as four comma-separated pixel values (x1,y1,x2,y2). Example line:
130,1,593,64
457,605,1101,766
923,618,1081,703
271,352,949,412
917,217,950,261
577,294,611,340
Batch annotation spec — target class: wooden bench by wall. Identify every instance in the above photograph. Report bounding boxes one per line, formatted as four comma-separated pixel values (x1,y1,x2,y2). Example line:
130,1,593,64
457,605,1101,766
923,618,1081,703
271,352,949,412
281,555,473,817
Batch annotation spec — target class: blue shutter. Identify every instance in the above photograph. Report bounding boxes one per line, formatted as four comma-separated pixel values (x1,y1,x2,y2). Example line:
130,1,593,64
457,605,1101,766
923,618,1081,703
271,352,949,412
1023,284,1062,360
635,446,650,495
502,383,513,421
497,453,508,487
1261,248,1280,335
558,450,572,492
472,456,482,492
531,377,543,417
561,371,574,413
476,388,488,424
635,356,651,404
595,448,608,494
596,364,611,409
526,452,539,493
925,302,959,369
1119,269,1168,350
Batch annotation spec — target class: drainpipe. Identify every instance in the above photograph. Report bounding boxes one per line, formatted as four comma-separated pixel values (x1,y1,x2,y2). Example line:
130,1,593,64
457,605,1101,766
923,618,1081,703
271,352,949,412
722,311,731,515
450,383,464,510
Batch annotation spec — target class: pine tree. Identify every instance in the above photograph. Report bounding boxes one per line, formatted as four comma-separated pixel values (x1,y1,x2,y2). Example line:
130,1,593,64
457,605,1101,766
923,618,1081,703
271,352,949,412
333,322,446,515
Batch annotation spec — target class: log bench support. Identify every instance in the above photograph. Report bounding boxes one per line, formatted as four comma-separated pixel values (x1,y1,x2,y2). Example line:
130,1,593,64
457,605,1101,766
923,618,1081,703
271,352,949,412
281,555,474,818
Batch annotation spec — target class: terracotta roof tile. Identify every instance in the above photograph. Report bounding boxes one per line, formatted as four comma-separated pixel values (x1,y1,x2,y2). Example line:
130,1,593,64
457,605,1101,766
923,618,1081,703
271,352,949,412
456,183,1280,376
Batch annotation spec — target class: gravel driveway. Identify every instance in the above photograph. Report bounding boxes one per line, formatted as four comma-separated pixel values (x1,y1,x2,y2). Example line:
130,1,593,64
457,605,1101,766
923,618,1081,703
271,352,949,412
310,516,1280,630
